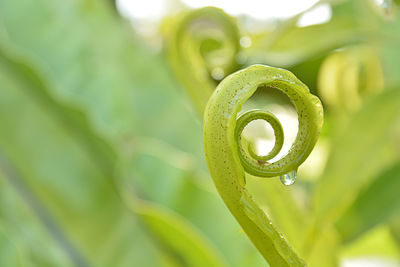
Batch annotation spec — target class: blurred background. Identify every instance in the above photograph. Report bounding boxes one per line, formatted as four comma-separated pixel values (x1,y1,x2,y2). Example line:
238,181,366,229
0,0,399,266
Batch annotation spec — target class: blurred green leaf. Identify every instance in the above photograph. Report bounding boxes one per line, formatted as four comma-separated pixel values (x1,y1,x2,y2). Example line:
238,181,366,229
0,0,204,158
0,33,233,267
248,15,360,67
246,1,361,67
307,225,340,267
389,217,400,250
247,0,400,69
340,224,400,260
0,32,172,266
314,88,400,226
336,162,400,243
0,168,78,267
0,227,26,267
133,201,228,267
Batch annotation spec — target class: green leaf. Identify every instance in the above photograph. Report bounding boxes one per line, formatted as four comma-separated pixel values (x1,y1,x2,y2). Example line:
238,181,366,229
0,227,26,267
340,224,400,260
246,0,400,68
248,16,360,67
246,1,361,67
336,162,400,243
0,0,204,158
0,33,168,267
0,164,77,267
314,88,400,226
389,216,400,250
306,225,339,267
132,200,228,267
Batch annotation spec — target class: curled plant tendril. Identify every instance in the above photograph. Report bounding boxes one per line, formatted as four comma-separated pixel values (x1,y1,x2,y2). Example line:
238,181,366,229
235,110,284,173
204,64,323,266
318,45,384,112
168,7,240,114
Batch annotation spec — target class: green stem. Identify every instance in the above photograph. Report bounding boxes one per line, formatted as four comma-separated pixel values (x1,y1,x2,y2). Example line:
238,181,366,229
203,64,323,266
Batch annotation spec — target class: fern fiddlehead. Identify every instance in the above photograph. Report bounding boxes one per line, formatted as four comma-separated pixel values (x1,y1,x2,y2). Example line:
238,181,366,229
203,64,323,266
318,45,384,112
168,7,240,114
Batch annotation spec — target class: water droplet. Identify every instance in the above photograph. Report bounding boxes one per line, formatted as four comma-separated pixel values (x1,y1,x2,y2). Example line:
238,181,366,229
280,170,297,186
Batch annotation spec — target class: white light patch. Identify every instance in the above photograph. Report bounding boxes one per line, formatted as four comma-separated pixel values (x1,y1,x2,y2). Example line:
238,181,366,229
211,67,225,80
240,36,252,48
297,4,332,27
256,139,275,156
181,0,319,20
299,138,329,180
341,257,400,267
116,0,166,20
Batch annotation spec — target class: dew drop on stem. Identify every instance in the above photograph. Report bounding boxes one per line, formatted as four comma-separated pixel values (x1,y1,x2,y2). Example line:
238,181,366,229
279,170,297,186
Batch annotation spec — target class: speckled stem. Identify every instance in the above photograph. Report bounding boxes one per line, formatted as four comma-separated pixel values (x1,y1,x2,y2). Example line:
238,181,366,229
203,64,323,266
